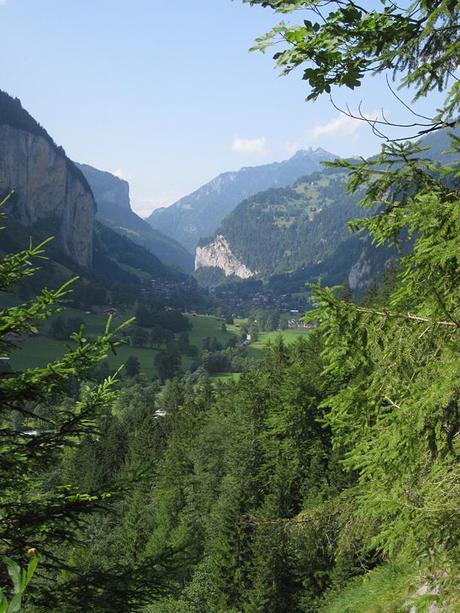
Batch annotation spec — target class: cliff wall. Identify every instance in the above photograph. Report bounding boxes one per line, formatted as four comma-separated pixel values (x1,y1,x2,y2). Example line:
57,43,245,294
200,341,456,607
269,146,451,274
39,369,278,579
0,125,95,267
195,235,256,279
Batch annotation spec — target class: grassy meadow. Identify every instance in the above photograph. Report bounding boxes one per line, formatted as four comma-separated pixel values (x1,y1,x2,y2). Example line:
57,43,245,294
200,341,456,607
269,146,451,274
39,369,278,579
1,294,310,379
6,307,235,379
246,328,310,359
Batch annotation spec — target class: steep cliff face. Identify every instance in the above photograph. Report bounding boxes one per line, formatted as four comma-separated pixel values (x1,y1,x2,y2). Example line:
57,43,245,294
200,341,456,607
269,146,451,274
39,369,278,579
195,235,256,279
348,249,372,292
0,124,94,267
77,164,130,211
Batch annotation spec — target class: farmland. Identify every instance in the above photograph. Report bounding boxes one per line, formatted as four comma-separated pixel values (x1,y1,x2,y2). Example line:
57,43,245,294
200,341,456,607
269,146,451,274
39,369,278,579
2,295,310,379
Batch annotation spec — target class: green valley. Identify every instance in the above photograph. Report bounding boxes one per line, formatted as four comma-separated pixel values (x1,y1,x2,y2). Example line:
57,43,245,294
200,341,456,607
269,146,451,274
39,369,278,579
0,1,459,612
4,296,309,379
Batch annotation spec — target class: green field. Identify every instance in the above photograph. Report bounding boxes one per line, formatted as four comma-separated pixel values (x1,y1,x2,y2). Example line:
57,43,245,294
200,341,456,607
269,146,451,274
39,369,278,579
187,314,235,347
226,323,310,360
5,297,310,379
7,309,237,379
246,328,310,358
7,334,161,379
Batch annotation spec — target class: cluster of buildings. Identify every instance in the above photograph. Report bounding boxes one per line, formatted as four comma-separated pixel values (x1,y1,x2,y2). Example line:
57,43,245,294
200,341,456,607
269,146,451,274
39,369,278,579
211,286,309,319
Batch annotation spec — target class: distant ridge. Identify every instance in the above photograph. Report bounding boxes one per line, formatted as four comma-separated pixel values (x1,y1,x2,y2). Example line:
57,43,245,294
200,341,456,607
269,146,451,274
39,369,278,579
77,163,194,272
147,147,337,251
195,127,459,289
196,166,361,279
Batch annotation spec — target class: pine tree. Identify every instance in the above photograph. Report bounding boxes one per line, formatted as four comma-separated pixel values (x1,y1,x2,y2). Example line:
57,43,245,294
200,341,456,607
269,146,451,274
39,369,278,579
0,198,174,610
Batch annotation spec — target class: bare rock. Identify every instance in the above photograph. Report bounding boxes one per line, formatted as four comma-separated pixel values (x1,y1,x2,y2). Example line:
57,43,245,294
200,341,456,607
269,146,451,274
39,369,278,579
0,125,95,267
195,235,256,279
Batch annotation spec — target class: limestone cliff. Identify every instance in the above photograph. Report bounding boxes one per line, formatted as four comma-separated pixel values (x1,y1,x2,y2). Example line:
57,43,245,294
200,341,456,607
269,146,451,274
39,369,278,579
195,235,256,279
0,124,95,268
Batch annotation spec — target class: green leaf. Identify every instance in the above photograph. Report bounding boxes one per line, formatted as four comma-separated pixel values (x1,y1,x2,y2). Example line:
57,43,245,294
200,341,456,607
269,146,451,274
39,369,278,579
2,559,20,595
23,557,38,590
6,593,22,613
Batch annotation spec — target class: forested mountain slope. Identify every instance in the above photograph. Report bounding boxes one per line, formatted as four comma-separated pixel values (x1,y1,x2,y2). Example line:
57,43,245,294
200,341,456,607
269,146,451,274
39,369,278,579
197,167,362,277
78,164,194,272
196,128,459,287
147,147,336,250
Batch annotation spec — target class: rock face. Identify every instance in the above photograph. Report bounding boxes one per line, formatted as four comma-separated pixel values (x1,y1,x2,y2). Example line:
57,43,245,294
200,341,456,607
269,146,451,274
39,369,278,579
195,235,256,279
0,125,94,267
348,249,372,292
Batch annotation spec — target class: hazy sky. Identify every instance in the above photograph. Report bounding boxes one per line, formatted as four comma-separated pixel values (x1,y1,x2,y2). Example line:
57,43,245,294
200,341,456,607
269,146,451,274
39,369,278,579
1,0,444,216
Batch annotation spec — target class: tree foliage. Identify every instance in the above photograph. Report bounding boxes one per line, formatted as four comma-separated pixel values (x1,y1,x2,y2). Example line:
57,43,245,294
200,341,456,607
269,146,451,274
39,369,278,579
1,1,459,610
245,0,459,132
0,196,176,610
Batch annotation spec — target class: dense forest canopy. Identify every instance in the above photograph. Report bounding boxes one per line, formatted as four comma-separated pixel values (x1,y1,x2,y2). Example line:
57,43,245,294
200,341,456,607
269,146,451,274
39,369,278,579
210,168,363,276
0,1,459,611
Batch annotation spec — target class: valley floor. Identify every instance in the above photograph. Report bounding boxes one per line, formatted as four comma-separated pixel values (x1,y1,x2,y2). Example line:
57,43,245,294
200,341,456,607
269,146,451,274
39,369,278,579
1,297,309,379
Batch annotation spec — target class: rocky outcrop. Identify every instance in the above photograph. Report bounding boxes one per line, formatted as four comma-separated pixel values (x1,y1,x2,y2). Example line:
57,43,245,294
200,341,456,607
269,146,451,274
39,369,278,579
0,125,94,267
195,235,256,279
348,248,372,292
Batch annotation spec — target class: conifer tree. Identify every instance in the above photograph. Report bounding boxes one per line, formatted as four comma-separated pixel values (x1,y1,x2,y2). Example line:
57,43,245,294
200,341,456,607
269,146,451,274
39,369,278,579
242,0,460,590
0,197,174,610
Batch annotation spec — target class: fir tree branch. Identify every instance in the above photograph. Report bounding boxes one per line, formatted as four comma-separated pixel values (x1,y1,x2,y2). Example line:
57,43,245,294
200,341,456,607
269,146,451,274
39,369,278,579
353,305,459,328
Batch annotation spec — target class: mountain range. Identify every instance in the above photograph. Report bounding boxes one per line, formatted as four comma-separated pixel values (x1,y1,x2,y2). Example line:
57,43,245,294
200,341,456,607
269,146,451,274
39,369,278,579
196,167,363,278
0,90,185,290
77,164,194,272
147,147,337,251
194,128,458,289
2,87,455,309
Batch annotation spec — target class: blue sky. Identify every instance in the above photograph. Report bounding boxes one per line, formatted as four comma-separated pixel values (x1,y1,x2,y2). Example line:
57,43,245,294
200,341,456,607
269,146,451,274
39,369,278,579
1,0,445,216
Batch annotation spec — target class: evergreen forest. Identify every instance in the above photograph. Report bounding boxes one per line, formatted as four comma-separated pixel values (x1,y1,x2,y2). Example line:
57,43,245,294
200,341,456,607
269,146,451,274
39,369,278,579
0,1,459,611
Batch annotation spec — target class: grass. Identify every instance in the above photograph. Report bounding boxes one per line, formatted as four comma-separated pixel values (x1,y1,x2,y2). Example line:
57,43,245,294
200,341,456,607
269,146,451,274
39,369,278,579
44,305,116,336
7,303,310,380
246,329,310,359
226,319,310,359
104,344,160,379
187,314,236,347
9,336,68,370
321,560,425,613
8,310,237,380
0,296,115,336
8,334,161,379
